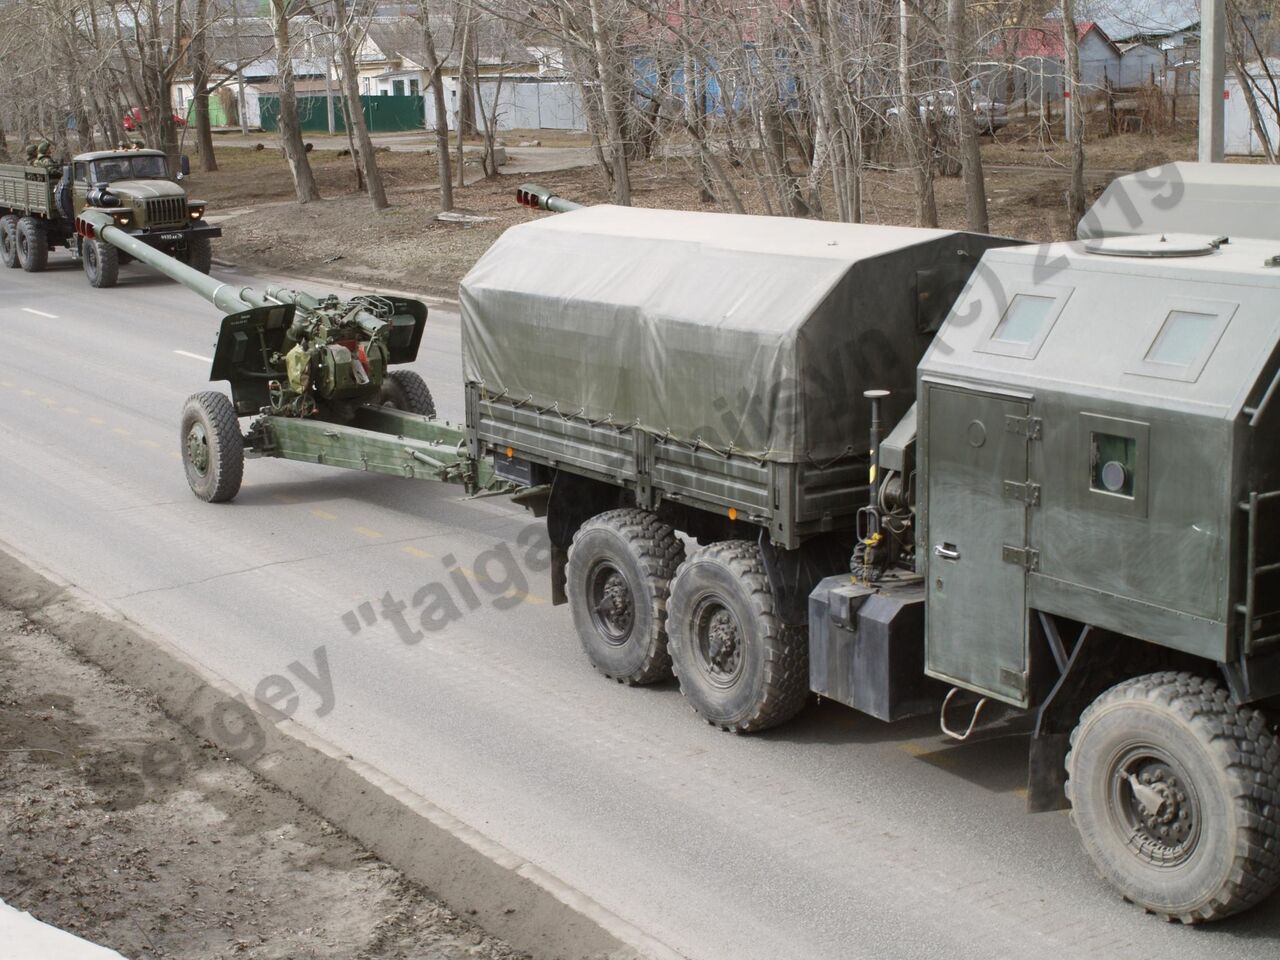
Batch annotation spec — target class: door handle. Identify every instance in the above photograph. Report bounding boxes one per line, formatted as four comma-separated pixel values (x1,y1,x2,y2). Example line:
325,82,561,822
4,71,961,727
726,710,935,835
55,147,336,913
934,544,961,561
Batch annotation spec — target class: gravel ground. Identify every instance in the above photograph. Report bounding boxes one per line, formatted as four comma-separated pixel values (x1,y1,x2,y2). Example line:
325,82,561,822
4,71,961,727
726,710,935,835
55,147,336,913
0,605,528,960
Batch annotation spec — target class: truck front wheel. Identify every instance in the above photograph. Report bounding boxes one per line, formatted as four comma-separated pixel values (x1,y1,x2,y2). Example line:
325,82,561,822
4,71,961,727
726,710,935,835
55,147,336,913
667,540,809,732
0,215,19,268
83,238,119,288
566,509,684,685
181,391,244,503
181,235,212,274
16,216,48,272
1066,671,1280,922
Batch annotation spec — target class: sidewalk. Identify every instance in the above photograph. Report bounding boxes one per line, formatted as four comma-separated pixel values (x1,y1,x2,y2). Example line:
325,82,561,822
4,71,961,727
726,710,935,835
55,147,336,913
0,604,526,960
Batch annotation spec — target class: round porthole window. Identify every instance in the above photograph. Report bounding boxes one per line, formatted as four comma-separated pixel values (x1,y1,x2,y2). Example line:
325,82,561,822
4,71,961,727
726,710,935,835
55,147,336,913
1100,460,1129,493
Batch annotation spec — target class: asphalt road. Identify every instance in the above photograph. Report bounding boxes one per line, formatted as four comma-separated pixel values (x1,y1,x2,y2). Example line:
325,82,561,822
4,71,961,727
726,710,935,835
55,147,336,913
2,252,1278,960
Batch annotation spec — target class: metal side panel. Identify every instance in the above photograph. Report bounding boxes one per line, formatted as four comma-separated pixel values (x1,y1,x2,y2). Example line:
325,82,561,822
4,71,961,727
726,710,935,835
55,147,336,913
260,416,476,484
474,401,636,482
650,442,773,517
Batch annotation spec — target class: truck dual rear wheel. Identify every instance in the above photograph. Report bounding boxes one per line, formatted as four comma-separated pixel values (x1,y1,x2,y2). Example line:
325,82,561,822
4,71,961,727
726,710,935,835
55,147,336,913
83,238,119,288
667,541,809,733
0,215,19,268
567,509,684,685
16,217,48,272
380,369,436,417
181,391,244,503
1066,671,1280,922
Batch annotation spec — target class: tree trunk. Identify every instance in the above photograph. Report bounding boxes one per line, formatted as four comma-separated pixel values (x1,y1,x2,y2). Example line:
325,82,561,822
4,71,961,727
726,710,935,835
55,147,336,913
270,0,320,203
333,0,387,210
191,0,217,172
418,4,454,211
897,0,937,227
1061,0,1087,224
945,0,988,232
588,0,631,204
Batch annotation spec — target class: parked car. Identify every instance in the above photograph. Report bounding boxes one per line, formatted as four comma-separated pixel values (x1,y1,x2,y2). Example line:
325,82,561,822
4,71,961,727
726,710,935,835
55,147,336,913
122,107,187,131
887,91,1009,134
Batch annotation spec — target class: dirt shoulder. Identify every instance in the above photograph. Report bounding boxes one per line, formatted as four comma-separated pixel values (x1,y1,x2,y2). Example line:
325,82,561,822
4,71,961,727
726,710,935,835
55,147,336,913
0,604,527,960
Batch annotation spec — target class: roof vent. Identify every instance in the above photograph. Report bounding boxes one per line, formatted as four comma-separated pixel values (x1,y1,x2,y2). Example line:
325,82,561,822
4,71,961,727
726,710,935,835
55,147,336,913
1083,234,1222,258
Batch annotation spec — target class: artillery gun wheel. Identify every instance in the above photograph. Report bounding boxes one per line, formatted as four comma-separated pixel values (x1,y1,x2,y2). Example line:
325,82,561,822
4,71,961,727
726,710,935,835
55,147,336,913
566,509,684,685
380,369,436,418
83,238,119,289
667,541,809,733
1066,671,1280,922
0,215,19,268
181,391,244,503
16,217,48,272
181,236,212,275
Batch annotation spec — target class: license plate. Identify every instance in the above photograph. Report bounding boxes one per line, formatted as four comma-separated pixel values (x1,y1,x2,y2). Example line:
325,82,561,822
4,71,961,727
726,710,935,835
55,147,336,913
160,233,182,241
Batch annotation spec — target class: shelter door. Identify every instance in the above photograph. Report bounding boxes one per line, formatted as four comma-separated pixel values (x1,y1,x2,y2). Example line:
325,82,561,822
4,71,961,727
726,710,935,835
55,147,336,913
925,386,1032,705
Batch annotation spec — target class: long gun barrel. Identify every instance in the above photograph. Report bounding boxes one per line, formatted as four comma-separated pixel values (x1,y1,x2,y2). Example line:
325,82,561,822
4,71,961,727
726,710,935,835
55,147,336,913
514,183,582,213
76,209,325,319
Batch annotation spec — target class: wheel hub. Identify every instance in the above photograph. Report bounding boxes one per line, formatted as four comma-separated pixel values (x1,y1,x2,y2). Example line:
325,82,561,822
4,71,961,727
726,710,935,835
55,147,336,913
186,423,210,476
589,565,634,645
1112,752,1200,866
694,601,744,687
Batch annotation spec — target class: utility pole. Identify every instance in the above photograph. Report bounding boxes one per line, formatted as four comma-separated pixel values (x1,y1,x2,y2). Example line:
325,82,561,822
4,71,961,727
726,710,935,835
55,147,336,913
1199,0,1226,161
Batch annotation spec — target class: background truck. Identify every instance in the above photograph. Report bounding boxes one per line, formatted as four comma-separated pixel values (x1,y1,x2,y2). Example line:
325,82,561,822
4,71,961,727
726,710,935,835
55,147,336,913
0,148,219,287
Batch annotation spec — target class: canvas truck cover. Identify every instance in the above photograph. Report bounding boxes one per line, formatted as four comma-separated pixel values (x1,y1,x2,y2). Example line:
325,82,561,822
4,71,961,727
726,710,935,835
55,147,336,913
460,205,1017,463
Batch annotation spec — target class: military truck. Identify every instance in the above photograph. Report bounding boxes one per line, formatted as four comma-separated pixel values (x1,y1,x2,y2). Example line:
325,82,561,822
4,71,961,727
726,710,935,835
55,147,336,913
153,178,1280,922
0,148,219,287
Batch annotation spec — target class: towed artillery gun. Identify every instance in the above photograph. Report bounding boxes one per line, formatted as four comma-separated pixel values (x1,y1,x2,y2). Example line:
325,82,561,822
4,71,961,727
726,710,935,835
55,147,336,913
172,177,1280,922
75,207,495,499
0,148,218,287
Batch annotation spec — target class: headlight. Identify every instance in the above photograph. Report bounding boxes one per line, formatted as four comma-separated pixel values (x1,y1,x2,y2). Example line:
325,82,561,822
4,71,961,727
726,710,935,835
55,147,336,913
112,212,132,226
189,206,205,220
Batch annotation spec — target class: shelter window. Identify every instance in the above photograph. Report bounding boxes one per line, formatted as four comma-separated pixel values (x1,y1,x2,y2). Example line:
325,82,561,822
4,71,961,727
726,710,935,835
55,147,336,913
977,284,1071,360
1130,299,1237,383
993,295,1055,345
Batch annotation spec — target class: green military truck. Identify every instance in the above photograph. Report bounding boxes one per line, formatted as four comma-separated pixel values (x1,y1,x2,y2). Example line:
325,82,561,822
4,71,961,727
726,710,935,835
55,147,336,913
0,148,219,288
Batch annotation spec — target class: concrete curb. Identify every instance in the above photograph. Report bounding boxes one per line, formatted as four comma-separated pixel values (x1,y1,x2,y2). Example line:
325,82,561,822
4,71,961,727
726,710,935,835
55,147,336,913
0,541,686,960
209,257,462,310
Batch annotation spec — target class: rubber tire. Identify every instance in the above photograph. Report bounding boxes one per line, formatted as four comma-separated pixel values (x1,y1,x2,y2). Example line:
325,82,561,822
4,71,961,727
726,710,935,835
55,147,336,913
180,391,244,503
16,216,48,272
379,369,436,417
0,215,19,268
1066,671,1280,922
83,237,119,288
182,235,212,274
667,540,808,733
566,509,685,685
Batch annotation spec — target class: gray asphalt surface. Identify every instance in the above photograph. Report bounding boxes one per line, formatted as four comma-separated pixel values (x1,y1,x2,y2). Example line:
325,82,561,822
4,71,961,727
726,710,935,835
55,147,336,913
1,251,1277,960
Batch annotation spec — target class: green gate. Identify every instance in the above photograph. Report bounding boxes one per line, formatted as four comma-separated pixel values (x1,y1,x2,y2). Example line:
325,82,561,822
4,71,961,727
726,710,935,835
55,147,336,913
258,94,425,134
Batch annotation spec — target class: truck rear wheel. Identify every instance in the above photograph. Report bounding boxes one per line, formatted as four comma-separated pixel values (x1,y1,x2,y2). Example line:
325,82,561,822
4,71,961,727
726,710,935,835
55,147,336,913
380,369,436,417
1066,671,1280,922
667,541,809,732
83,238,119,289
16,217,48,272
0,215,19,268
567,509,684,685
181,391,244,503
181,235,212,275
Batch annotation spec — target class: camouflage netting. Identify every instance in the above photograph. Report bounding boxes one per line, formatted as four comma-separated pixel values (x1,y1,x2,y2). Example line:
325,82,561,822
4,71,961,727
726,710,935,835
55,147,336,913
460,205,1010,462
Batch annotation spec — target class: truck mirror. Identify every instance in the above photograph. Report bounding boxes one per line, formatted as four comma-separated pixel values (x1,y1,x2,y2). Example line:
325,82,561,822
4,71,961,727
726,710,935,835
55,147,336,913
179,154,191,176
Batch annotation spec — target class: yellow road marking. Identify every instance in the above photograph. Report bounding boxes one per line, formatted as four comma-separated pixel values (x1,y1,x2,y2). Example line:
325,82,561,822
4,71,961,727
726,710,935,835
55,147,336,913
272,493,300,504
0,380,13,388
352,526,384,539
40,397,57,406
63,406,80,415
111,427,130,436
139,439,160,449
20,388,35,396
88,417,105,426
311,509,337,521
401,546,434,559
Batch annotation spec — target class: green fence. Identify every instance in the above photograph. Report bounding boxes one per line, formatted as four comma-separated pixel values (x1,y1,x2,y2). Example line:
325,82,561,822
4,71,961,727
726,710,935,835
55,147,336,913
258,94,425,134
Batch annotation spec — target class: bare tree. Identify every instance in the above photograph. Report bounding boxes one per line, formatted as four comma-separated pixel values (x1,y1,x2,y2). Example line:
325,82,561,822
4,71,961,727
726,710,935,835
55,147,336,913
945,0,988,231
1060,0,1086,224
329,0,388,209
270,0,321,203
416,1,454,210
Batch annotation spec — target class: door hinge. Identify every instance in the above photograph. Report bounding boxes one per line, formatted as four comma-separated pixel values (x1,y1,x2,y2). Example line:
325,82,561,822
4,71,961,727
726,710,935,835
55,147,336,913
1005,415,1042,440
1003,480,1042,506
1002,545,1040,571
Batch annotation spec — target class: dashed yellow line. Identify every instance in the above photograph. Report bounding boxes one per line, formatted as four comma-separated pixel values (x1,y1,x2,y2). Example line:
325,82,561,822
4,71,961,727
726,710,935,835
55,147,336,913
402,545,434,559
111,427,130,437
40,397,58,406
272,493,300,504
20,388,35,397
138,439,160,449
311,509,337,521
88,417,105,426
0,379,13,388
63,406,80,415
352,526,384,540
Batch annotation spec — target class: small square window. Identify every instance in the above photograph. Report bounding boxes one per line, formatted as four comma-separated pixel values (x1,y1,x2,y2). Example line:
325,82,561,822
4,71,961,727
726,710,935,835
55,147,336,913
1145,310,1218,367
993,294,1055,345
1091,432,1136,498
